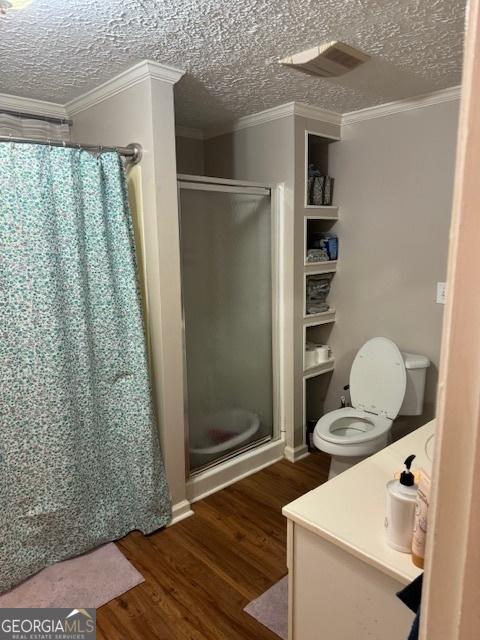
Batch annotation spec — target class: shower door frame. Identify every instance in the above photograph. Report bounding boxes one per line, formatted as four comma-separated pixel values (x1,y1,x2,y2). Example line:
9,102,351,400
177,174,282,478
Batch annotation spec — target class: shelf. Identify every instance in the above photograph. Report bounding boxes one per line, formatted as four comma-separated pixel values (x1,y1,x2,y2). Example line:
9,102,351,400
303,309,336,325
304,206,339,220
305,205,337,210
304,260,337,272
303,358,335,379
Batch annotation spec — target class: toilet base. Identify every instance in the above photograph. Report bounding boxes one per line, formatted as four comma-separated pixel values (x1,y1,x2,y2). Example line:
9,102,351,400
325,431,393,479
328,455,366,479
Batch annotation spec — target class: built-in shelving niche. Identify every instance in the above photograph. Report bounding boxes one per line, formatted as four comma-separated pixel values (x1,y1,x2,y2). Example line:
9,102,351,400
303,322,335,376
301,129,340,451
304,215,339,267
303,374,332,448
304,272,336,319
303,320,334,449
304,131,338,211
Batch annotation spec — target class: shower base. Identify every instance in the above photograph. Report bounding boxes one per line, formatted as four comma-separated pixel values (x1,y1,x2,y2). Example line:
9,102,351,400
186,437,285,504
190,408,261,458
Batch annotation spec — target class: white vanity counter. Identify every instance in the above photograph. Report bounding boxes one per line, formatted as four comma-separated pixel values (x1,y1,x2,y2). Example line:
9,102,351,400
282,421,434,640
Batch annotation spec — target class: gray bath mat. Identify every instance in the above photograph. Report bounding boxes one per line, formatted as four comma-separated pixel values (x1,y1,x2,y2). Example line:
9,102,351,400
244,575,288,640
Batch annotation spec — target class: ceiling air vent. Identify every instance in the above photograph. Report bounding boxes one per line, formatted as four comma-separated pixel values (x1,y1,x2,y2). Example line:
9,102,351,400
279,41,370,78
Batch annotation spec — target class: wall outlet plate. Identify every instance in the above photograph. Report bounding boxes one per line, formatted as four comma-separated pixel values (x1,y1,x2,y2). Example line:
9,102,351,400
436,282,447,304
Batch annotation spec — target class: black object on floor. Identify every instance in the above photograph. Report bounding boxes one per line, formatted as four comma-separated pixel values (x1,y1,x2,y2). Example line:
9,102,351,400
397,573,423,640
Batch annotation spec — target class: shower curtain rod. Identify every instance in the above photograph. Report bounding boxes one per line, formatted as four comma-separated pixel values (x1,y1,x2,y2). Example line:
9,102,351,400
0,135,142,164
0,107,73,127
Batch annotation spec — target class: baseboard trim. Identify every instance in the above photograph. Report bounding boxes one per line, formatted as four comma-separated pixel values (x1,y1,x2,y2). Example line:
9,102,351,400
284,444,310,463
186,437,285,503
168,499,194,526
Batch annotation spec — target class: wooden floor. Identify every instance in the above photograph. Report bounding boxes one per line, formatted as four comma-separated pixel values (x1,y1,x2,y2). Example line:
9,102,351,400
97,452,330,640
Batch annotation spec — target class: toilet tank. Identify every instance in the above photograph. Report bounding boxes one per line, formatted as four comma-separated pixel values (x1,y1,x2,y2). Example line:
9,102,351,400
399,352,430,415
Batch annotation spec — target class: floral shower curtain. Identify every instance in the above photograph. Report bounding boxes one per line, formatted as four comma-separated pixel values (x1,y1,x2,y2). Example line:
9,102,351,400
0,143,171,594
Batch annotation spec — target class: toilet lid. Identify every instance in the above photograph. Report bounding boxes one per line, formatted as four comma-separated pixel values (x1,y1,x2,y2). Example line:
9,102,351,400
350,337,406,420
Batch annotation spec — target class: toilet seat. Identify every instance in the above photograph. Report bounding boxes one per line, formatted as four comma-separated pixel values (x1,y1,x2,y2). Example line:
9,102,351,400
314,407,391,445
313,407,392,458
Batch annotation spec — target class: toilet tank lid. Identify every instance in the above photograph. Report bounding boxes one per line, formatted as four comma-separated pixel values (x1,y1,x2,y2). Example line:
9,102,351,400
402,352,430,370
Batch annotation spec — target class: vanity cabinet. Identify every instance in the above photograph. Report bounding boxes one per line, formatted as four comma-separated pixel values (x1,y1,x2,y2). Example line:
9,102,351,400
283,422,433,639
286,521,412,639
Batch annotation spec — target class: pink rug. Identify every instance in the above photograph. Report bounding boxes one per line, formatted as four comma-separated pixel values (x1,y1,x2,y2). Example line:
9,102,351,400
244,576,288,640
0,543,144,608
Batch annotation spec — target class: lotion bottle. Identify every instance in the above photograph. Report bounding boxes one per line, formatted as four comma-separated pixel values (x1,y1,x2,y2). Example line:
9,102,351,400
385,454,418,552
412,468,431,568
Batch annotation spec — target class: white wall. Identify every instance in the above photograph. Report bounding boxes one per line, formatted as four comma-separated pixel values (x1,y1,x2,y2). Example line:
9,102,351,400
204,119,294,186
327,100,459,436
175,135,205,175
71,71,191,520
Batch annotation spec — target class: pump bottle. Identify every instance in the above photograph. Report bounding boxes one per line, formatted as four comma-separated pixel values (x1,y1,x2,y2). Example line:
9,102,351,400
385,454,418,552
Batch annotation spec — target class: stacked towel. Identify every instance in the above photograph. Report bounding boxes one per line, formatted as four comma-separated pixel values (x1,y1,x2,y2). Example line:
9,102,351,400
307,233,338,263
306,274,332,315
306,248,329,263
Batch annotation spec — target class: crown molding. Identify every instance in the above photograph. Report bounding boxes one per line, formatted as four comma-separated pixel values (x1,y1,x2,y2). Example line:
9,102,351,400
0,92,68,119
203,101,340,139
65,60,185,117
293,102,342,126
145,60,185,85
2,79,461,138
0,60,185,122
342,85,461,126
175,125,204,140
203,86,460,140
204,102,296,139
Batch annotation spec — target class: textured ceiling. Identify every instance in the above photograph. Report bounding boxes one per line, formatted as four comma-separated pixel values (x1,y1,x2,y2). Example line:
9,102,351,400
0,0,466,129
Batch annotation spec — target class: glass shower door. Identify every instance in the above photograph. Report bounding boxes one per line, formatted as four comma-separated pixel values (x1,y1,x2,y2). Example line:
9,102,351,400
179,183,274,474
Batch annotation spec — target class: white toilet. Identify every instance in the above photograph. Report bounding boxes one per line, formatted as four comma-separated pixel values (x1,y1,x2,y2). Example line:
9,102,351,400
313,337,430,479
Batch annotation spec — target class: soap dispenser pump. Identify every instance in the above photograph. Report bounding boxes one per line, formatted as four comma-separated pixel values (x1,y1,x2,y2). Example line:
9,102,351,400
400,454,416,486
385,455,418,553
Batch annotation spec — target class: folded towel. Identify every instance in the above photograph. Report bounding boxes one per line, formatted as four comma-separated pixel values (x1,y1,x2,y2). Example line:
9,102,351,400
306,303,329,315
306,249,329,263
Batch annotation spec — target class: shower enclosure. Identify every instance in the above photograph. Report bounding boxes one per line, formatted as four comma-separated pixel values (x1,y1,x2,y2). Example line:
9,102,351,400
178,176,277,475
